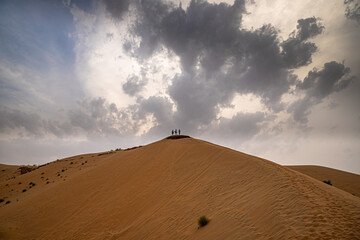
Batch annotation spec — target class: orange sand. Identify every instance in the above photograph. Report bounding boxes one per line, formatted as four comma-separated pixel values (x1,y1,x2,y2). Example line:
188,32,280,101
0,137,359,239
287,165,360,198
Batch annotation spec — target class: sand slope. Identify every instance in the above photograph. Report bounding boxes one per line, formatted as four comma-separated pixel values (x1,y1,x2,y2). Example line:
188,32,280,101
0,137,359,239
287,165,360,198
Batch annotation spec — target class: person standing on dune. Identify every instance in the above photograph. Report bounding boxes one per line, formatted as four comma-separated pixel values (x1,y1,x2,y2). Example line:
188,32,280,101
175,129,177,135
179,129,181,135
172,130,174,135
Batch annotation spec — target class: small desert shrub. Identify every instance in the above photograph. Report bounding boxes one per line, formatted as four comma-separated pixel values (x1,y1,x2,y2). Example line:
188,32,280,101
22,189,27,192
198,216,210,228
0,199,4,203
5,200,10,204
19,166,33,175
98,151,116,156
323,180,332,186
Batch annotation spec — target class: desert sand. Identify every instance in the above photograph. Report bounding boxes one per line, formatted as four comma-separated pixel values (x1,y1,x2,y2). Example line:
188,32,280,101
0,136,359,239
287,165,360,198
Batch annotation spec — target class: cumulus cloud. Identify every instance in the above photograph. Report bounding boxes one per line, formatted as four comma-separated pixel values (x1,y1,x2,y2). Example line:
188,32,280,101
296,17,325,41
68,98,136,137
289,61,354,124
136,96,174,135
122,1,323,120
122,74,147,96
103,0,131,20
102,0,351,133
344,0,360,24
281,17,324,69
298,61,353,99
169,72,232,132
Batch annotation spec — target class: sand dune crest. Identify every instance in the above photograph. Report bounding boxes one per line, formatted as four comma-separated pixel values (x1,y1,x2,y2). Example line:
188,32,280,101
0,137,359,239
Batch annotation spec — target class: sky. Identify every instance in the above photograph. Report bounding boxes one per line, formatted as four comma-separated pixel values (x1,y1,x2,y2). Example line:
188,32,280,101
0,0,360,174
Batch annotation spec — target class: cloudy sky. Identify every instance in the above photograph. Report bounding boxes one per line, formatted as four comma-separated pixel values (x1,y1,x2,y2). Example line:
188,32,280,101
0,0,359,173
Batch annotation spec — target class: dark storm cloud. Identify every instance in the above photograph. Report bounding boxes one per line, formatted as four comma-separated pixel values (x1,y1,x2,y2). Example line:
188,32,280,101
281,40,317,69
103,0,131,20
287,98,312,125
132,0,246,70
135,96,174,135
130,0,266,131
344,0,360,24
131,0,295,115
289,61,354,124
122,74,147,96
169,72,233,132
132,0,172,58
297,61,353,99
281,17,324,69
229,24,297,111
160,0,246,73
296,17,325,41
102,0,349,132
137,96,173,125
212,112,266,139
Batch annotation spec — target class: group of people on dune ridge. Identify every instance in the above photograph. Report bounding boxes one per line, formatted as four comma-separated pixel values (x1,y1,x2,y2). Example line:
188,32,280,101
171,129,181,135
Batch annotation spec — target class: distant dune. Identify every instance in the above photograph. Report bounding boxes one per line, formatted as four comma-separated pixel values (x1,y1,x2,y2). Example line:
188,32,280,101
1,137,359,239
287,165,360,198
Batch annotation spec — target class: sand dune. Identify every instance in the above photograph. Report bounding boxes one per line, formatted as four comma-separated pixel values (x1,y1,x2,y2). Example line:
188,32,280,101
1,137,359,239
287,165,360,198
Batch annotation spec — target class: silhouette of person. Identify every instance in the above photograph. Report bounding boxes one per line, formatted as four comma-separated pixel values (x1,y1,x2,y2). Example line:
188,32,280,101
172,130,174,135
179,129,181,135
175,129,177,135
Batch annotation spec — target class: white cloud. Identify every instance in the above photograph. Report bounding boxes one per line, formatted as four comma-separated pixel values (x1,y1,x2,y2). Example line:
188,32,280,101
70,3,135,107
